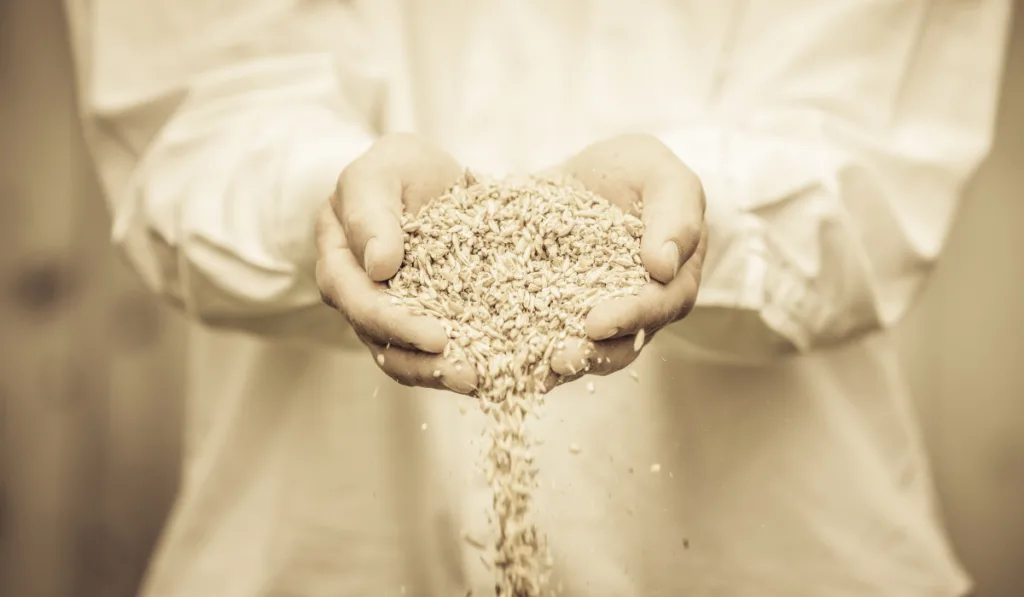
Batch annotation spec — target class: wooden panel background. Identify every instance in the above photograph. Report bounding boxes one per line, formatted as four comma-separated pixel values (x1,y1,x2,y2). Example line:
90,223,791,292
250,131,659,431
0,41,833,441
0,2,1021,597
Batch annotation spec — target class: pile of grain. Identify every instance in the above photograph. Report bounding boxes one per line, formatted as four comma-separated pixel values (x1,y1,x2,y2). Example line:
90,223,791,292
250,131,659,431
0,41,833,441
386,171,648,596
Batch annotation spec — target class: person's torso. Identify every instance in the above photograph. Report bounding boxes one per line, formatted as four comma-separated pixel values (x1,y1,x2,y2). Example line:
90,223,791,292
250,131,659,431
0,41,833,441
139,2,971,596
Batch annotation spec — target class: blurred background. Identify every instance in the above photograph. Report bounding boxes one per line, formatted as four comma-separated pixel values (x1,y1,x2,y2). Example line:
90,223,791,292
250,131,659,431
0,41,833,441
1,2,1022,597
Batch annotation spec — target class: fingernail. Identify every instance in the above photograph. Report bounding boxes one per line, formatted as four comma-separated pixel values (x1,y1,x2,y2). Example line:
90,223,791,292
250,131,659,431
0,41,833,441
662,241,681,278
441,378,477,395
592,327,619,341
441,366,477,395
362,238,380,277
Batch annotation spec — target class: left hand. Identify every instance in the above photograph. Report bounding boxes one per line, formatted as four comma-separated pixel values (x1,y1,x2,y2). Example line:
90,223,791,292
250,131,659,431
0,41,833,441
545,133,708,388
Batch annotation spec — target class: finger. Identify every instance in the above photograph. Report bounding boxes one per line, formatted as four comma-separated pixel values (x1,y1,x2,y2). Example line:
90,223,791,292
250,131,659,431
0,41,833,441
364,336,478,395
586,223,708,341
334,159,406,282
586,331,654,376
335,135,464,282
549,336,595,377
317,204,448,353
538,367,586,395
549,335,641,378
639,165,705,284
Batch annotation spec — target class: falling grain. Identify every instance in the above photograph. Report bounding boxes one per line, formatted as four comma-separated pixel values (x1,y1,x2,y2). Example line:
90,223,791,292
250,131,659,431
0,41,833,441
463,532,488,550
385,171,648,596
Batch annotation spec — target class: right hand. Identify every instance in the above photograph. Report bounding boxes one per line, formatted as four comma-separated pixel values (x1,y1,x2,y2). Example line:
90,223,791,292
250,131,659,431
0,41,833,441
315,133,478,394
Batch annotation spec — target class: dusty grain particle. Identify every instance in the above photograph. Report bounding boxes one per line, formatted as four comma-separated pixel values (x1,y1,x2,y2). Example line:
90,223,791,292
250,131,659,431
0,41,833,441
634,329,646,351
650,463,662,473
462,532,487,550
628,368,640,382
568,443,581,454
586,381,595,394
372,387,379,398
376,353,385,367
433,369,442,378
421,423,428,431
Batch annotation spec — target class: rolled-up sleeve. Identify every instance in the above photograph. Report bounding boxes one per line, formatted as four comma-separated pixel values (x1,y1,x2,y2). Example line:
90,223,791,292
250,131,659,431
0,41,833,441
65,0,383,347
658,0,1012,362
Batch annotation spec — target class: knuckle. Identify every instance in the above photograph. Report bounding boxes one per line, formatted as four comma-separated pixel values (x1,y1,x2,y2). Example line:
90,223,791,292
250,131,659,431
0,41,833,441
344,205,374,233
674,289,698,321
318,288,337,310
390,372,417,388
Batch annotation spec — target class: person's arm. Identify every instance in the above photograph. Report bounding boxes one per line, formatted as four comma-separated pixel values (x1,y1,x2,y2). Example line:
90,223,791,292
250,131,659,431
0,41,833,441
657,0,1013,362
63,0,389,347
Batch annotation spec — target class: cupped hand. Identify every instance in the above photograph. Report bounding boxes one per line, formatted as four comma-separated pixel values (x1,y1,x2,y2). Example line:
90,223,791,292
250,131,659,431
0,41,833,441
546,133,708,387
315,133,478,393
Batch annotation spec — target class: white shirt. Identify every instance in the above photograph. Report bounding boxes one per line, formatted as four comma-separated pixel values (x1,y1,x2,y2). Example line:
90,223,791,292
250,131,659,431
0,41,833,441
65,1,1012,596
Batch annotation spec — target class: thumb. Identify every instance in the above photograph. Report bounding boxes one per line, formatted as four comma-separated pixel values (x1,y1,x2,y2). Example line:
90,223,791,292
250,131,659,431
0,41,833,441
335,168,406,282
639,173,705,284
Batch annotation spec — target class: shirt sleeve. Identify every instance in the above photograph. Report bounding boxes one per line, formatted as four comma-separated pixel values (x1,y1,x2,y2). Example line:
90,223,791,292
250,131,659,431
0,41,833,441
64,0,386,348
656,0,1013,363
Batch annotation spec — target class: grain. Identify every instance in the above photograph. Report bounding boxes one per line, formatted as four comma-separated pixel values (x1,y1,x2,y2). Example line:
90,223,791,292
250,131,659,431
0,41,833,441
386,171,648,596
634,328,646,352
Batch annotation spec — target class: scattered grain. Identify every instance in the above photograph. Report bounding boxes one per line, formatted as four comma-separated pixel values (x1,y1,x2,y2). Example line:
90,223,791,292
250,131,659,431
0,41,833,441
634,329,646,351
